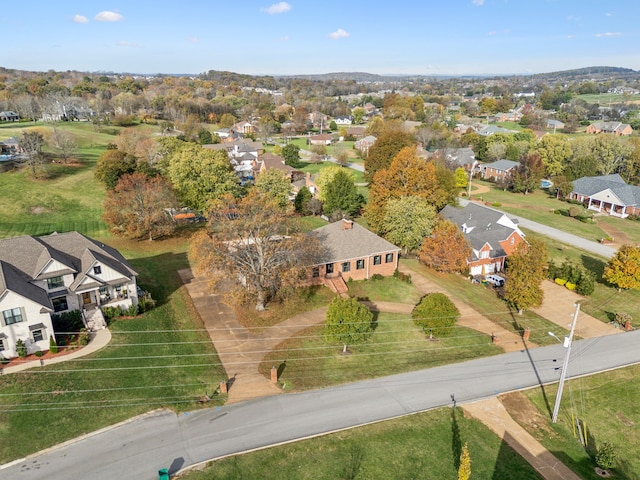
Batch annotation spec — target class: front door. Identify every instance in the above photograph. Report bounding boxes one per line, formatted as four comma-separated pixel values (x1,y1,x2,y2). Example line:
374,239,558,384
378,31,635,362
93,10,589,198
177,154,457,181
326,263,334,275
82,292,92,305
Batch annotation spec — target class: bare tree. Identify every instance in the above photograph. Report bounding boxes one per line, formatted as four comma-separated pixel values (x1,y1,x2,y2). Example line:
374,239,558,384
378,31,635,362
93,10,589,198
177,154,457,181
20,131,46,177
49,127,78,163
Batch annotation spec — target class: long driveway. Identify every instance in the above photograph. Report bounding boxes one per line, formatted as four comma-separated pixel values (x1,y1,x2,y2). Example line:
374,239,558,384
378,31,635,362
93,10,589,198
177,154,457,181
3,330,640,480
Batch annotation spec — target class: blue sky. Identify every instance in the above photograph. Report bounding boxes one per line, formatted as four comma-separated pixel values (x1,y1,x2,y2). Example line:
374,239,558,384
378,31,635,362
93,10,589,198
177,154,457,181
2,1,639,76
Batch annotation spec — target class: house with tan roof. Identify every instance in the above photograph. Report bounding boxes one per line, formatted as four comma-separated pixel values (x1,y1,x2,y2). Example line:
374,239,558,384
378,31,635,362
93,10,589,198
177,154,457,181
586,121,633,136
0,232,138,359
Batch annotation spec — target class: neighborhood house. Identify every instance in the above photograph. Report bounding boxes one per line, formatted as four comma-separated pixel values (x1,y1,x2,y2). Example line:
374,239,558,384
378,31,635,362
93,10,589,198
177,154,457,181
310,219,400,293
0,232,138,359
441,203,526,276
569,174,640,218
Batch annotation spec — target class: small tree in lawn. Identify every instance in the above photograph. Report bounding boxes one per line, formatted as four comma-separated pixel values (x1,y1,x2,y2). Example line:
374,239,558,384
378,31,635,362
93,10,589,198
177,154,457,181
595,442,617,471
324,297,374,354
458,442,471,480
412,293,460,338
603,245,640,291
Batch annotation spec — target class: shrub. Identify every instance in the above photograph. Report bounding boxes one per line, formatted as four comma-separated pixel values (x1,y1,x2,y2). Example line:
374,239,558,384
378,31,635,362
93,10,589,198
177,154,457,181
555,278,567,286
102,306,118,320
371,274,384,281
77,329,91,346
393,269,412,283
127,304,138,316
138,293,156,312
568,206,582,217
51,310,84,335
49,336,59,354
16,339,27,358
412,293,460,337
614,312,632,326
595,442,617,470
565,282,577,290
492,202,502,207
576,270,595,296
35,350,44,357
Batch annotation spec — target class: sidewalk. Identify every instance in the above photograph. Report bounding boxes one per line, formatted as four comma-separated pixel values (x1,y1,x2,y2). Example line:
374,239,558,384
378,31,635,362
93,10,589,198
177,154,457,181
463,397,582,480
1,328,112,374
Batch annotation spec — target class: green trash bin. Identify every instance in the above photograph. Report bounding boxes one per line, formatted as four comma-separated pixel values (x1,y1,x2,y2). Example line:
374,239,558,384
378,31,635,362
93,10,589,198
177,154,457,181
158,468,169,480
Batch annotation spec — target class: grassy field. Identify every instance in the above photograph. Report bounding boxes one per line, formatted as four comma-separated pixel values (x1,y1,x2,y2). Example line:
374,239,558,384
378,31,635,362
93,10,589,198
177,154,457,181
577,93,630,104
0,233,226,463
0,122,122,238
179,406,542,480
517,364,640,479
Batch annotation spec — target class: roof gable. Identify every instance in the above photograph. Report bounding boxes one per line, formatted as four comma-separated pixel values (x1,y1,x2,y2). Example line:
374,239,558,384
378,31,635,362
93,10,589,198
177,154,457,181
312,221,399,264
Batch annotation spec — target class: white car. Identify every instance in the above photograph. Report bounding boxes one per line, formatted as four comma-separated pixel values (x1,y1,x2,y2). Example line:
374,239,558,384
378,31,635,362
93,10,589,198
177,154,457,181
485,275,505,287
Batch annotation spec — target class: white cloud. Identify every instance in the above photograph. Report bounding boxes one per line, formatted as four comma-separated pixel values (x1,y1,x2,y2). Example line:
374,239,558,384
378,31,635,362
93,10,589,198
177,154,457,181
262,2,291,14
566,34,576,39
278,35,289,42
95,11,123,22
73,14,89,24
472,0,485,5
566,15,581,22
595,32,622,37
187,37,199,43
605,12,612,17
487,31,497,36
116,40,139,47
328,28,349,40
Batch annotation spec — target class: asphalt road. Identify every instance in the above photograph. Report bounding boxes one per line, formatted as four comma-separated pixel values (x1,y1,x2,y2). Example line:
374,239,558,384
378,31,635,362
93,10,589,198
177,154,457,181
3,331,640,480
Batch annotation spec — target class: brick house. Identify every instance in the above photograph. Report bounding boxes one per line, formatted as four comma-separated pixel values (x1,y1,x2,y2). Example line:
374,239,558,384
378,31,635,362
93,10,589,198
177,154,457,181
0,232,138,359
569,174,640,218
310,220,400,291
440,203,526,276
480,159,519,183
586,121,633,136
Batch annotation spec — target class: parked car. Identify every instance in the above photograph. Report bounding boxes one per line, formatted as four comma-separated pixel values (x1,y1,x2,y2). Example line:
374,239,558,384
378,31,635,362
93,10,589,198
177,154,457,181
485,274,505,287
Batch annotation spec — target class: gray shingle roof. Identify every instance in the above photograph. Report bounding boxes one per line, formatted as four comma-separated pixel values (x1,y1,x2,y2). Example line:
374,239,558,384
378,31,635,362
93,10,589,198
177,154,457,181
312,221,399,264
482,159,519,172
572,175,640,207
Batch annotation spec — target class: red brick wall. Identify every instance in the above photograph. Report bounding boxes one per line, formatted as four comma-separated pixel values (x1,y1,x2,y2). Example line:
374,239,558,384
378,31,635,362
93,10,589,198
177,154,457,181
312,251,399,281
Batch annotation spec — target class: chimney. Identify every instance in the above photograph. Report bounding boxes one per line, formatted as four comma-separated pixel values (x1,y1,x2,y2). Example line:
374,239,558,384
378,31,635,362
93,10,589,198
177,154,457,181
342,219,353,230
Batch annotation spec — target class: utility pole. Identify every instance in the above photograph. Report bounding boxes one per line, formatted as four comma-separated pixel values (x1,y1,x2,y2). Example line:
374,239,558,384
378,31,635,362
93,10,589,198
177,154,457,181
551,303,581,423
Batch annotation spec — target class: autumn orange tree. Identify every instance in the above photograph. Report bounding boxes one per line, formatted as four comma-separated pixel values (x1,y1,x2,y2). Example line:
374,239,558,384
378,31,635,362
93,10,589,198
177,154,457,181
365,146,455,233
190,191,322,311
364,128,416,181
103,172,177,240
603,244,640,290
418,219,471,274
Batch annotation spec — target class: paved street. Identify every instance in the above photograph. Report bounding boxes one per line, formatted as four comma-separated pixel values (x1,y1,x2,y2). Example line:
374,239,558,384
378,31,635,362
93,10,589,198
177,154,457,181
3,330,640,480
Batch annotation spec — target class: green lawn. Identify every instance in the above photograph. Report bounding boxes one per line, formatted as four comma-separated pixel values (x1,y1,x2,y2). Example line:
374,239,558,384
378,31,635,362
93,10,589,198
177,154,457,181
179,405,542,480
402,260,570,346
297,161,366,184
518,364,640,479
577,93,629,104
259,311,502,391
0,235,226,463
0,122,122,238
347,275,423,304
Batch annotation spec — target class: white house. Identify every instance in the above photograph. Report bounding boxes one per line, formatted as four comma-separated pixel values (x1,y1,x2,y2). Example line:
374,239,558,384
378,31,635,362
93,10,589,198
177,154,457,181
0,232,138,359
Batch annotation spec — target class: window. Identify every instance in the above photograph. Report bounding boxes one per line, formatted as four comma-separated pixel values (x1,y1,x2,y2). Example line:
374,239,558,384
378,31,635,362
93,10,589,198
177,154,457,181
326,263,334,274
32,329,45,342
93,265,102,275
342,262,350,273
0,338,4,352
356,259,365,270
46,276,64,289
312,267,319,278
373,255,381,266
52,296,68,312
2,308,23,325
480,250,490,259
385,253,394,263
510,237,515,245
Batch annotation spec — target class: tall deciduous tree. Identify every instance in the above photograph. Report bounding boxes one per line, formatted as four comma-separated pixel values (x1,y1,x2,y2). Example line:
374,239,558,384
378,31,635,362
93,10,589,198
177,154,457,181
412,293,459,338
504,239,548,314
94,149,136,189
324,297,374,354
418,219,471,274
512,152,545,194
381,196,437,254
366,146,454,233
322,169,364,217
603,245,640,290
20,130,46,178
254,169,292,210
190,192,320,311
535,134,572,177
167,144,240,211
282,143,302,168
364,129,416,182
103,173,177,240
